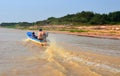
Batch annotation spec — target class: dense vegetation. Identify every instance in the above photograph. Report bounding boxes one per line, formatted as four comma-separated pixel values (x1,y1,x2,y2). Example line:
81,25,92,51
0,11,120,28
0,22,33,29
36,11,120,25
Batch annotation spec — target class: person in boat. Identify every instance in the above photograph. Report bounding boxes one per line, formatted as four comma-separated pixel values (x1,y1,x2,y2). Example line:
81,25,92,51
32,32,37,38
37,28,48,41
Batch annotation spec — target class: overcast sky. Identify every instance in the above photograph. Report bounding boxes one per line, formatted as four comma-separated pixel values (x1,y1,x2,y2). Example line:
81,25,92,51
0,0,120,23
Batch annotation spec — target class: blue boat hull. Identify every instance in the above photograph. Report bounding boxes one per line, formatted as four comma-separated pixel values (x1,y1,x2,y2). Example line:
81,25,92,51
26,32,46,45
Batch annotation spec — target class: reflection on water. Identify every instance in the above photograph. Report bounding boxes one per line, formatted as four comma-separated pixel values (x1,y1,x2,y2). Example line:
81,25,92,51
0,28,120,76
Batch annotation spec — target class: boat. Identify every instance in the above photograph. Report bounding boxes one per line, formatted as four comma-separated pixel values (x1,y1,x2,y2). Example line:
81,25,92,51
26,32,46,46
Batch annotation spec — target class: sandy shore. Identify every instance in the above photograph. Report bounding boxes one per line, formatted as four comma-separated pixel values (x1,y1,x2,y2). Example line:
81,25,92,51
49,31,120,40
2,25,120,40
47,25,120,40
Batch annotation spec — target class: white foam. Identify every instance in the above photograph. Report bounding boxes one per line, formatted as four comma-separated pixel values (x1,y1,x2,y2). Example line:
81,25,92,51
71,56,120,73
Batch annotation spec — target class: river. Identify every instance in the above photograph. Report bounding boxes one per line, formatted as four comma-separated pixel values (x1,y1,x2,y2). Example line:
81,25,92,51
0,28,120,76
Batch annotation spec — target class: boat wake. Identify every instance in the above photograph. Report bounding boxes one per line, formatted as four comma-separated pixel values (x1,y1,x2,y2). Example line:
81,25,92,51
5,38,119,76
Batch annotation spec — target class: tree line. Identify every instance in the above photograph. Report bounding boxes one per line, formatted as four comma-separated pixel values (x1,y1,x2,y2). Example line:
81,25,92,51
0,22,33,28
36,11,120,25
1,11,120,27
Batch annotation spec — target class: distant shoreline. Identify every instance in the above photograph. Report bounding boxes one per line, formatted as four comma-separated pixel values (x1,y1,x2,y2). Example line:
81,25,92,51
49,31,120,40
46,25,120,40
1,25,120,40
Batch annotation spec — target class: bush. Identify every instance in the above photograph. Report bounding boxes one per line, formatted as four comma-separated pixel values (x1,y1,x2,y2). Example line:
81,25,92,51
70,29,89,32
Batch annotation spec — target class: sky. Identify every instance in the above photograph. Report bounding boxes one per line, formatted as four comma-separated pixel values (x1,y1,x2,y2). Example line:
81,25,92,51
0,0,120,23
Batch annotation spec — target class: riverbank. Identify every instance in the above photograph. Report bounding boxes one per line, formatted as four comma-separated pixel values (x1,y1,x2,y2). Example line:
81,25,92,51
1,25,120,40
49,30,120,40
46,25,120,40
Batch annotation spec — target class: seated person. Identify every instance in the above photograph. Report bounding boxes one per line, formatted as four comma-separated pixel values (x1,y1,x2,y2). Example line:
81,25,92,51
32,32,37,38
37,28,48,41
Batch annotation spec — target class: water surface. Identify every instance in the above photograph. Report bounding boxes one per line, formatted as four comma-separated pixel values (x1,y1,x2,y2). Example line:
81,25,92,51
0,28,120,76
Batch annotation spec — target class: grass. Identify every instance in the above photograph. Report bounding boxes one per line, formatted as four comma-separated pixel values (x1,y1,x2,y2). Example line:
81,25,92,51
3,25,16,28
70,29,89,32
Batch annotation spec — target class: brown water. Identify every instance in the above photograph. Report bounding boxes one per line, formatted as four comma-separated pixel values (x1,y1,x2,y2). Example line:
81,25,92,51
0,28,120,76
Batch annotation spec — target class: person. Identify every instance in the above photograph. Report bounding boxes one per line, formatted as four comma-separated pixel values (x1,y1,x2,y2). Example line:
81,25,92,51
37,28,48,41
32,32,37,38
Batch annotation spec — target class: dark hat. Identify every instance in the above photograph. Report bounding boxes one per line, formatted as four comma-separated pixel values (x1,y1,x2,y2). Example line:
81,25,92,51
39,28,42,31
32,32,35,34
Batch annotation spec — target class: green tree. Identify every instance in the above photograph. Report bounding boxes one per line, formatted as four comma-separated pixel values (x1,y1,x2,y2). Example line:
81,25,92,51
108,11,120,24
